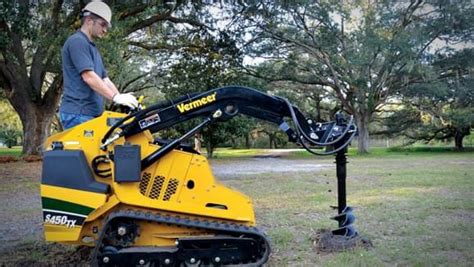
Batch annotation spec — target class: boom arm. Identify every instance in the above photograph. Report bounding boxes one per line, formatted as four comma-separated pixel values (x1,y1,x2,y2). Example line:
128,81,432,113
101,86,356,165
100,85,359,239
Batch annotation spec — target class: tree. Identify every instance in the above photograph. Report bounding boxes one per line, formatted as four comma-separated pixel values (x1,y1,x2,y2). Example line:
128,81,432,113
157,28,247,157
0,1,77,155
0,125,20,148
0,96,22,148
235,0,474,153
0,1,212,155
386,49,474,149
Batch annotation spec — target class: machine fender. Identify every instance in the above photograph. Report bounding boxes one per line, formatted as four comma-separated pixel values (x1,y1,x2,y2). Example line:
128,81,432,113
41,184,108,241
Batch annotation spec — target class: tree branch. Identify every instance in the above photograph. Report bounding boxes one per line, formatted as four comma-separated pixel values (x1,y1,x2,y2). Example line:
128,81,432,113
42,74,62,109
0,61,13,94
51,0,64,30
124,12,211,37
117,4,149,20
128,41,203,51
240,64,335,92
120,72,150,92
30,47,46,98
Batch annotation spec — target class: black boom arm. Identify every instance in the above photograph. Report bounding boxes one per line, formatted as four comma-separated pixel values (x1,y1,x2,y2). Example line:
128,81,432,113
101,86,356,160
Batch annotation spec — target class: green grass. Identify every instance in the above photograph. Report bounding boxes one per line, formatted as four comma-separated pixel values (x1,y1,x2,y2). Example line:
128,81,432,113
387,146,474,153
214,146,474,159
211,148,267,158
0,146,22,157
221,151,474,266
2,145,472,159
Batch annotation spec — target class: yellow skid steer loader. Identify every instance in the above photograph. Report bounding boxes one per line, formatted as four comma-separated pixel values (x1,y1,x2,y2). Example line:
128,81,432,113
41,86,356,266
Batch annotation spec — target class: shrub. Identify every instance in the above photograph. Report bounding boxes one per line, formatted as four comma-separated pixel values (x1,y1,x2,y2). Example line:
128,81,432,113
0,127,21,148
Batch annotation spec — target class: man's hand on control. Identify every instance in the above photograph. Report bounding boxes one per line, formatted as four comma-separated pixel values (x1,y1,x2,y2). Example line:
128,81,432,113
113,93,139,109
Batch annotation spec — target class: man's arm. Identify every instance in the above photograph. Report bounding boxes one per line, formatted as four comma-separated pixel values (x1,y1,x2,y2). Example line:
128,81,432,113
81,71,138,108
103,77,120,97
81,70,116,100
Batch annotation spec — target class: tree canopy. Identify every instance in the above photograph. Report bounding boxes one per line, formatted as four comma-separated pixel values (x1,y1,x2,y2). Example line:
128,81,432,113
385,48,474,148
0,0,218,154
229,0,474,152
0,0,472,154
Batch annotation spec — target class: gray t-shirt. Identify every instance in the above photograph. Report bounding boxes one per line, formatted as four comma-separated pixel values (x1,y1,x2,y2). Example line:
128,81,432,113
59,30,107,117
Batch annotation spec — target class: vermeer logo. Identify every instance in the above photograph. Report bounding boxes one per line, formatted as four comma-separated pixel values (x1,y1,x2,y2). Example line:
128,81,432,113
177,92,217,113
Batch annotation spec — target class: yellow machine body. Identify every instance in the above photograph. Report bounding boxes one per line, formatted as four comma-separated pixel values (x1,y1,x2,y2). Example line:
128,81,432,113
40,86,355,265
41,111,255,246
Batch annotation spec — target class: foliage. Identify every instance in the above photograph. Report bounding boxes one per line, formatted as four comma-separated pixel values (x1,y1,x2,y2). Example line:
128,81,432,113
233,0,474,153
385,48,474,148
1,1,473,155
0,98,21,129
0,124,21,148
153,12,264,157
0,98,22,148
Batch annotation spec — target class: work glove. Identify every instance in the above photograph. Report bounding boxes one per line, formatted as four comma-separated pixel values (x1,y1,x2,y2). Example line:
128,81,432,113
113,93,138,109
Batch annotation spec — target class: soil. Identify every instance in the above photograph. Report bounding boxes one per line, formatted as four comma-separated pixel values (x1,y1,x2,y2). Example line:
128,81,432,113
312,229,373,253
0,157,331,265
0,162,43,250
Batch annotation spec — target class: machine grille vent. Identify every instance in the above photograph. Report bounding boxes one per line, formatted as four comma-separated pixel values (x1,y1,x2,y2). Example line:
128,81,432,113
163,178,179,201
139,172,151,195
139,173,178,201
149,176,165,199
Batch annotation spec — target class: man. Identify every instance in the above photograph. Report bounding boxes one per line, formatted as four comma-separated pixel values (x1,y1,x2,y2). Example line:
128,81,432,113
59,1,138,129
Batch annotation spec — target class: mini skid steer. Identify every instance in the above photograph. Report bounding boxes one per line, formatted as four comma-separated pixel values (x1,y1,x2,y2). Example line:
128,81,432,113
41,86,357,266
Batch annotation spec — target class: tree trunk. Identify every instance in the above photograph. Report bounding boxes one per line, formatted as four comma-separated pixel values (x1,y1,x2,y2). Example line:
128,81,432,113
268,134,274,149
206,141,214,158
355,113,370,154
454,128,469,150
2,70,62,156
204,131,214,158
314,95,322,122
245,134,250,149
454,134,464,149
230,136,237,149
20,106,55,155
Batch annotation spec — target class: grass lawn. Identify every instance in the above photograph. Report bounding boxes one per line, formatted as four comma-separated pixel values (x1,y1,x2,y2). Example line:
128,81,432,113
0,146,22,157
218,149,474,266
0,147,472,266
211,146,474,159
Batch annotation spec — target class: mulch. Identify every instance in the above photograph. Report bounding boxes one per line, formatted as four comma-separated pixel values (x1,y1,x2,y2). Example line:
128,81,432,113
0,155,42,163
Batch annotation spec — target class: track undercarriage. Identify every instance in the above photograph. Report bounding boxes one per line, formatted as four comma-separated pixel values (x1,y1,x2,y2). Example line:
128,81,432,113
94,210,270,266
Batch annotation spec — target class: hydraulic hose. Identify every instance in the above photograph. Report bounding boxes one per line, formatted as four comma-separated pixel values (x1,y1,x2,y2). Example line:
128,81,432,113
281,97,355,147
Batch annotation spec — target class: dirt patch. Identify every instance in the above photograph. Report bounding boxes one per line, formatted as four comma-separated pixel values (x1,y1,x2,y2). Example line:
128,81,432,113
0,242,91,266
0,155,42,164
0,162,43,252
0,156,19,163
312,229,373,253
22,155,43,162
